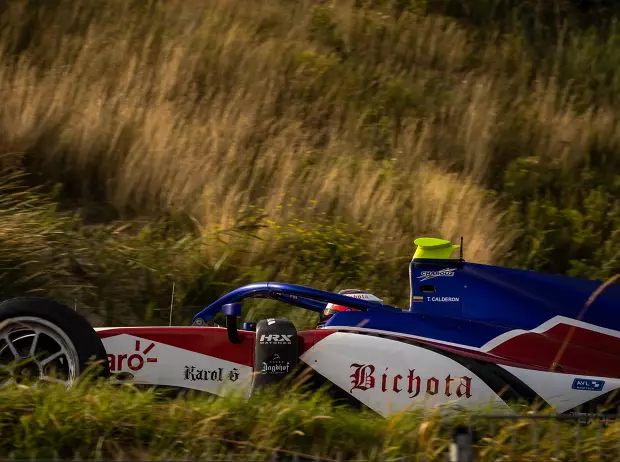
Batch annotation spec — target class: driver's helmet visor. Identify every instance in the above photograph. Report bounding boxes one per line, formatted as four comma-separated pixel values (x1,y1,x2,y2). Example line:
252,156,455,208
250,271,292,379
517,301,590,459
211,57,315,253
319,289,384,324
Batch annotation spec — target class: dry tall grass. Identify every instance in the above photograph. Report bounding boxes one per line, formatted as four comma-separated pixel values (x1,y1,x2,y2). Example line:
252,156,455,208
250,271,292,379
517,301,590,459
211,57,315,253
0,0,618,280
0,0,509,264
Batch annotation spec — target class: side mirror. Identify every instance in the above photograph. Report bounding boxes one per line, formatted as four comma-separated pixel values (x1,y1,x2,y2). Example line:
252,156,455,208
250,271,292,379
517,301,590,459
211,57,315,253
222,303,243,344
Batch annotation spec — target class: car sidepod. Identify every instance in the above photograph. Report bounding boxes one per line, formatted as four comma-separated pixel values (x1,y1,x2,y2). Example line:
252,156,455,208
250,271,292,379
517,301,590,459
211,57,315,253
299,331,620,418
96,327,255,396
300,332,509,417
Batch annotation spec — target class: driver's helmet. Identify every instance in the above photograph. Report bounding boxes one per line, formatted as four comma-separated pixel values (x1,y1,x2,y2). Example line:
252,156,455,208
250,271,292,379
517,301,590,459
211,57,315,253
318,289,384,326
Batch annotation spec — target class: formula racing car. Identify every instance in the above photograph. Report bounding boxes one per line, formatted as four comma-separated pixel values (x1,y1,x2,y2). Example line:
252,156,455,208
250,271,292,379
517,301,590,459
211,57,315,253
1,237,619,418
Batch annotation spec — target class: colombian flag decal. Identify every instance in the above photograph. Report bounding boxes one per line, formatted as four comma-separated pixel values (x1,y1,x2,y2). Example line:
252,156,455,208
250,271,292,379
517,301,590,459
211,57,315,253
413,296,424,303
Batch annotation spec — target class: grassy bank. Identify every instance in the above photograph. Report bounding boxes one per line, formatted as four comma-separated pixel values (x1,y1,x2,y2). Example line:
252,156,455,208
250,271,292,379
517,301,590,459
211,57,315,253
0,379,618,461
0,0,618,326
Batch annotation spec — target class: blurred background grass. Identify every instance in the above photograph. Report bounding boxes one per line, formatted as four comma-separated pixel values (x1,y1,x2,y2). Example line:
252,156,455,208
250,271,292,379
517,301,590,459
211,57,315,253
0,0,618,328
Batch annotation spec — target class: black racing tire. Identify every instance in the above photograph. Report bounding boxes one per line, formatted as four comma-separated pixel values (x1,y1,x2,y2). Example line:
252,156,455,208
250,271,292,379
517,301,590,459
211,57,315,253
0,297,110,381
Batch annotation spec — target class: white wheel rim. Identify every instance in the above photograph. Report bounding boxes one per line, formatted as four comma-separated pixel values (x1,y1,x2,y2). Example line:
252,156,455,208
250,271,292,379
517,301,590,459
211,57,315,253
0,316,80,389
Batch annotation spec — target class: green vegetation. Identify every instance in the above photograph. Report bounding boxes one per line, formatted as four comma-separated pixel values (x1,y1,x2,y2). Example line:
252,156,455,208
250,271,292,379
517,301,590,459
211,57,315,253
0,0,618,325
0,2,618,458
1,378,619,461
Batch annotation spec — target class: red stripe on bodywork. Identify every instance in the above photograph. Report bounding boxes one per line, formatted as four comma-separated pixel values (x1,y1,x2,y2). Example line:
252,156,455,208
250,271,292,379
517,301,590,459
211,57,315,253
97,323,620,378
298,329,338,355
97,327,338,369
319,328,556,372
488,324,620,378
96,325,558,374
314,324,620,379
97,327,255,367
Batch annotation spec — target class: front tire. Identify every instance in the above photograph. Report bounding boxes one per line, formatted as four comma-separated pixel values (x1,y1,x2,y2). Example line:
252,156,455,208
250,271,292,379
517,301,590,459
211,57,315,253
0,297,110,388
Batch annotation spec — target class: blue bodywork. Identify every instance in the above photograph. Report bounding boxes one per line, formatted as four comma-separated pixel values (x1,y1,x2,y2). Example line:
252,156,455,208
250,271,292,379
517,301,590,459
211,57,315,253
404,258,620,348
192,255,620,350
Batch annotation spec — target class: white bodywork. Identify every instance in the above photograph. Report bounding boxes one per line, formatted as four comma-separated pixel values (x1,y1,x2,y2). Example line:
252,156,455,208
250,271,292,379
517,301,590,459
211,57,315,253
100,330,620,418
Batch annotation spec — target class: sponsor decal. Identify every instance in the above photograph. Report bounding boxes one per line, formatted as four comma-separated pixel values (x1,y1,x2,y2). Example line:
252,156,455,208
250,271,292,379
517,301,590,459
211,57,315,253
417,268,456,282
413,296,424,303
571,378,605,392
350,364,472,399
261,353,291,375
107,340,158,372
345,293,380,301
183,366,240,382
341,292,383,303
259,334,293,345
267,319,276,325
426,297,460,302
